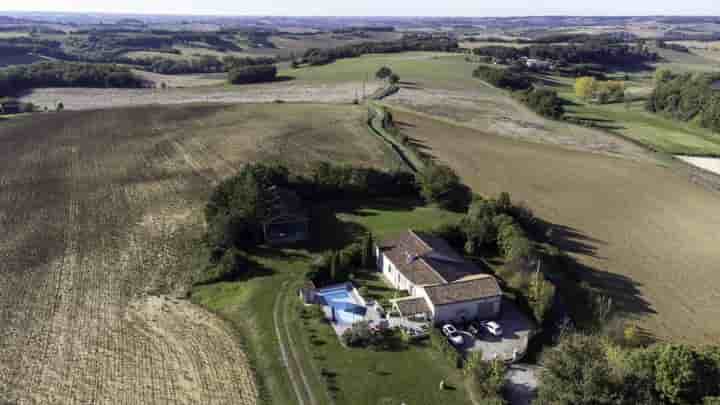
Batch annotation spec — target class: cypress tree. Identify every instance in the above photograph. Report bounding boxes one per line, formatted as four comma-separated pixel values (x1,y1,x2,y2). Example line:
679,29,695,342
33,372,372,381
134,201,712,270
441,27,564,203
361,233,374,268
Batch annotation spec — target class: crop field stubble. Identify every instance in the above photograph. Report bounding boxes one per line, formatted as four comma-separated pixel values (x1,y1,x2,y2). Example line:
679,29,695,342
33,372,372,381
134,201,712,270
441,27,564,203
392,109,720,344
0,102,393,404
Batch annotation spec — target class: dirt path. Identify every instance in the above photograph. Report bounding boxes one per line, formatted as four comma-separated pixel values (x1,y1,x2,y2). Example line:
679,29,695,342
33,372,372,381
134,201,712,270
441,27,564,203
273,282,307,405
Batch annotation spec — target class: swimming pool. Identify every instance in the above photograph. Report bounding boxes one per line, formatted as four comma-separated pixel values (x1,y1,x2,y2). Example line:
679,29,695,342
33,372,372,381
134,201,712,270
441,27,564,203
316,285,366,325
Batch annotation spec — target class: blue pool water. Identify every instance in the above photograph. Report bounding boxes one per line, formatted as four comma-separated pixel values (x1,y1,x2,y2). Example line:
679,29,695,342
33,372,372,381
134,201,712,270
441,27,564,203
317,286,366,325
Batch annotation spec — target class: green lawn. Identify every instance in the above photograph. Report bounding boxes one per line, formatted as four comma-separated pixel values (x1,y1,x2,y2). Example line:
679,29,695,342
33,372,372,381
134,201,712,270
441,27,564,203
192,198,470,405
291,298,470,405
280,52,482,89
538,72,720,156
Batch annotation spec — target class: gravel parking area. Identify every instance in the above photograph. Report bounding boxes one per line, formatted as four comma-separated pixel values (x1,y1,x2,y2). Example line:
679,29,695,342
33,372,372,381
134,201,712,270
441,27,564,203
457,299,534,362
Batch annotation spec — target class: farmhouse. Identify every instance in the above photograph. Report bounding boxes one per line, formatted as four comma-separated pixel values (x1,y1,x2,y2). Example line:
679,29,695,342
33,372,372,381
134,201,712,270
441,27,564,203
262,186,309,245
0,98,21,115
377,230,502,325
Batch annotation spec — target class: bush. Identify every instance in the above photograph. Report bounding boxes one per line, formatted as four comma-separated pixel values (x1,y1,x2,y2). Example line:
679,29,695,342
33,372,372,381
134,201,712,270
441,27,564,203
342,321,373,347
228,64,277,84
342,322,404,350
472,358,507,400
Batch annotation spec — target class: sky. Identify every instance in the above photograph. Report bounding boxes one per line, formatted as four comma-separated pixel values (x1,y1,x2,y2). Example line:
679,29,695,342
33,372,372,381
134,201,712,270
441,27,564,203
1,0,718,17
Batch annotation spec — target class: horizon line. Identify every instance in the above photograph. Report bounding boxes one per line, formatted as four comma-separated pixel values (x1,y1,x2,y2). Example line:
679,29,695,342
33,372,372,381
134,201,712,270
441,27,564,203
2,10,719,18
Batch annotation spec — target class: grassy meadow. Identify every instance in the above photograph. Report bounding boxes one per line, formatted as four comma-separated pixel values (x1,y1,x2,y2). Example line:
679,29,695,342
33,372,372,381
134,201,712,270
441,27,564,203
535,69,720,156
281,52,483,89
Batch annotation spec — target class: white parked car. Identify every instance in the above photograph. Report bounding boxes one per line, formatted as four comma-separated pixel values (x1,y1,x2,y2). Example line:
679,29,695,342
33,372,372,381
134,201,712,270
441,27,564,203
481,321,503,337
441,324,464,346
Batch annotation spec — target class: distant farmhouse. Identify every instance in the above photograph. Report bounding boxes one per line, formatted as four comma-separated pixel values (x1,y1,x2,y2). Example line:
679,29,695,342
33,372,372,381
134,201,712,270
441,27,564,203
262,186,309,245
522,57,553,71
0,98,21,115
377,230,502,325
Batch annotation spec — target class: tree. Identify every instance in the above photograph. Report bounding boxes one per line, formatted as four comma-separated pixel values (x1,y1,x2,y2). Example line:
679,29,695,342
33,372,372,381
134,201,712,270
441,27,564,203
655,344,700,404
417,163,469,210
55,101,64,112
228,65,277,84
361,233,374,269
375,66,392,80
574,76,596,100
388,73,400,85
329,251,340,281
536,334,620,405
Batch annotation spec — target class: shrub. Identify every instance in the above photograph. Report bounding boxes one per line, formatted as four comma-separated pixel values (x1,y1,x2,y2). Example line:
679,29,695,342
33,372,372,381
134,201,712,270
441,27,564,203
342,321,372,347
472,358,507,399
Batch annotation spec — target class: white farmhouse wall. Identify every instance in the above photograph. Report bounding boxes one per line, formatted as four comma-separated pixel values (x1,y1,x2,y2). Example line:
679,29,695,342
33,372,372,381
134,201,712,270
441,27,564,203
432,296,501,324
379,253,413,293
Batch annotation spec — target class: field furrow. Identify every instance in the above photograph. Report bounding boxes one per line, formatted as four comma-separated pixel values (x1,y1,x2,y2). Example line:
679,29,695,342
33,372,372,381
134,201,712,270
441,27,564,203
0,102,392,403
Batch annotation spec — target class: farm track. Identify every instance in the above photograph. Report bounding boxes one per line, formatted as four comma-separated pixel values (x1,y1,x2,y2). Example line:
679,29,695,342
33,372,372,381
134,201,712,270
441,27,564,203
0,103,389,404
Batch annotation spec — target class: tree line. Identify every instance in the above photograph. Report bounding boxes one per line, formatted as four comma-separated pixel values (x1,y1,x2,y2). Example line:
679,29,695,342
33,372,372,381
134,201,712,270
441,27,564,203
0,61,147,96
204,162,417,254
301,34,458,66
536,333,720,405
646,69,720,133
141,55,276,75
472,41,657,69
472,65,564,119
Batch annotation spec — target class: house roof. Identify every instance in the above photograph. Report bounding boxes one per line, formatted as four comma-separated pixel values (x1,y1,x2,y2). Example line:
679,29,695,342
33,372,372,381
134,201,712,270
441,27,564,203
392,297,431,317
423,275,502,306
379,230,480,285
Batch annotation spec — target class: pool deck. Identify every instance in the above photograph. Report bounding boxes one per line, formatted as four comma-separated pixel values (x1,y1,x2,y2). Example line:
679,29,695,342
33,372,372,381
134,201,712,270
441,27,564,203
316,281,390,338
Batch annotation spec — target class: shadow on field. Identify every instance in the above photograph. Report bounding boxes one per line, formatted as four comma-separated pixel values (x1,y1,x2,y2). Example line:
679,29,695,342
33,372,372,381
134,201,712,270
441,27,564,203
274,75,295,83
532,219,656,322
539,220,604,258
399,81,424,90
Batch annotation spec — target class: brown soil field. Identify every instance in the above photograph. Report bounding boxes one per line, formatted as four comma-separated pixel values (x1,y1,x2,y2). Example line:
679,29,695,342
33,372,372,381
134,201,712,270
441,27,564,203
20,80,382,111
394,109,720,344
385,85,655,162
0,103,393,404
